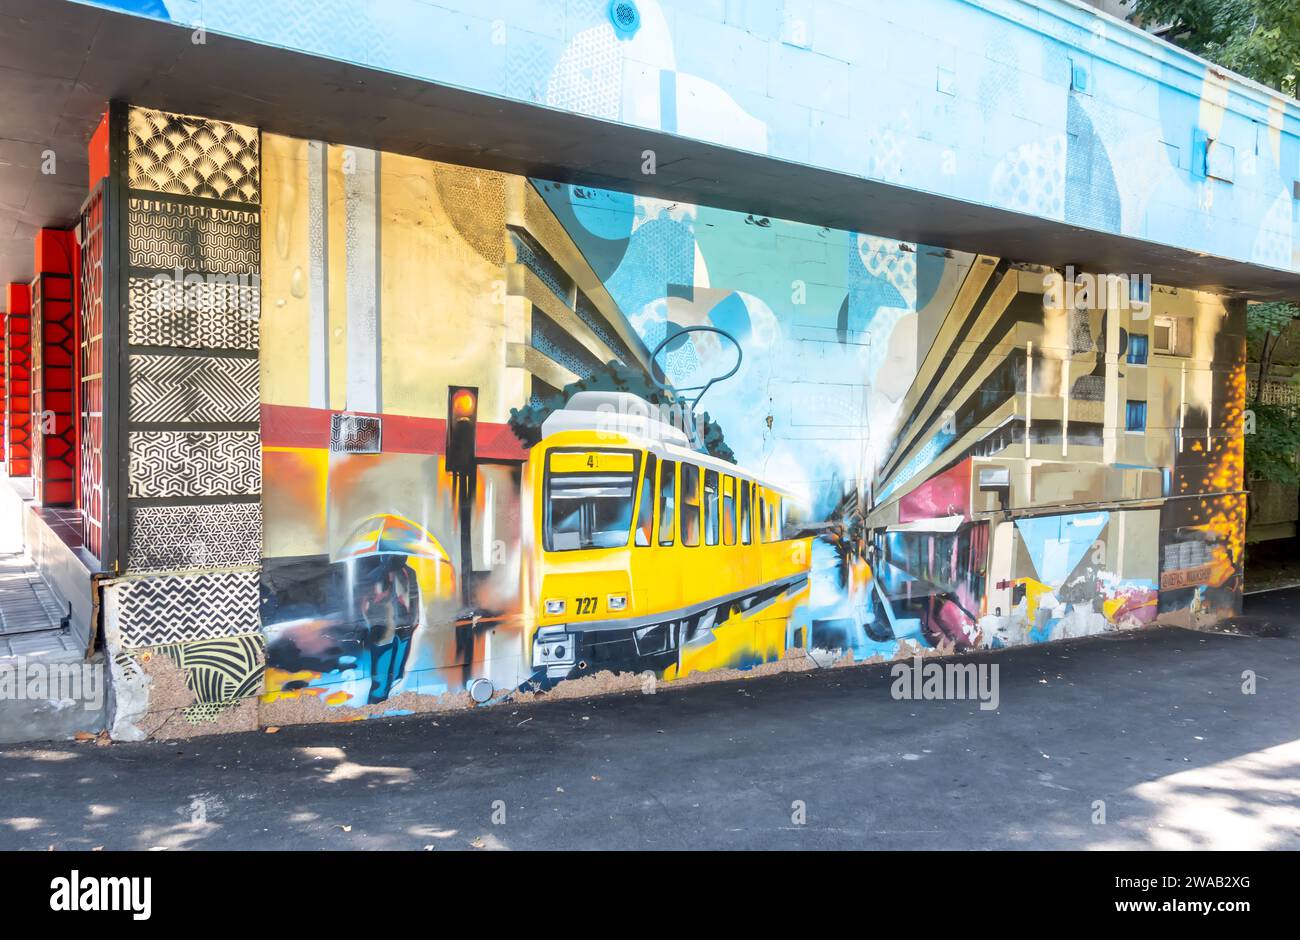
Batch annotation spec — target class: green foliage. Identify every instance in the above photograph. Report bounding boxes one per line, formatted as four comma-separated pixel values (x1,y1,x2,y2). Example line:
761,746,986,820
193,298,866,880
1246,300,1300,357
1244,303,1300,484
1131,0,1300,95
1245,401,1300,484
507,359,736,463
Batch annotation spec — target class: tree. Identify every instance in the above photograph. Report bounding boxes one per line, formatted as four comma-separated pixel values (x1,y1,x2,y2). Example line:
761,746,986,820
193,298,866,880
1248,301,1298,401
508,359,737,463
1245,402,1300,484
1130,0,1300,95
1244,302,1300,485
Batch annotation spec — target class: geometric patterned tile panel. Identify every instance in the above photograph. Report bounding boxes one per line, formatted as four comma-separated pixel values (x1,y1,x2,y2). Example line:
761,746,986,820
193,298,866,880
128,107,260,203
116,570,260,647
128,275,259,350
330,413,382,453
128,431,261,498
127,502,262,570
81,186,106,560
114,634,266,724
128,198,259,274
163,634,266,722
128,354,259,424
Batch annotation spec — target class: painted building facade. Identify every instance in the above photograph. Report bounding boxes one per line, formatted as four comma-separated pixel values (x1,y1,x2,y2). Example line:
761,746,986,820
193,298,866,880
0,0,1288,741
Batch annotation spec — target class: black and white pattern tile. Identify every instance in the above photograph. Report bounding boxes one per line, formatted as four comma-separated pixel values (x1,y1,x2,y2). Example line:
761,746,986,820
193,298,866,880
127,275,259,350
128,198,259,275
167,634,266,722
112,633,266,726
128,107,260,203
128,431,261,498
128,354,260,424
115,570,261,647
128,503,263,571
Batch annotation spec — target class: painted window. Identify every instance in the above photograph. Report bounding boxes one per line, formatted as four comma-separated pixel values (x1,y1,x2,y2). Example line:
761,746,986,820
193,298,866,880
704,469,720,546
1127,333,1148,365
657,459,676,546
634,453,656,547
1153,318,1172,352
680,463,701,547
739,479,751,544
1125,400,1147,432
544,453,637,551
722,476,737,546
1152,315,1189,355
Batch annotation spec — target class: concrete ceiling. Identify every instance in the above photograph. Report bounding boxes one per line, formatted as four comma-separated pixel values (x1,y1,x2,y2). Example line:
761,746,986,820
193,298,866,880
3,0,1300,302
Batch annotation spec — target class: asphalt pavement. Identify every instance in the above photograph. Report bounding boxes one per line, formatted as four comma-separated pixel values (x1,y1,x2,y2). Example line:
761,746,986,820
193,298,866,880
1,588,1297,850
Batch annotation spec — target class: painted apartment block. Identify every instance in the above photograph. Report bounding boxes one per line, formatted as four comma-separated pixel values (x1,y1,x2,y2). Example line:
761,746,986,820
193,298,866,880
0,0,1292,741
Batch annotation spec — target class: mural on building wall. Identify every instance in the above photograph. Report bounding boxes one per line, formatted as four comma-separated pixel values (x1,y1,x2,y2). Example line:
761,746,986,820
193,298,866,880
89,0,1300,275
256,133,1245,714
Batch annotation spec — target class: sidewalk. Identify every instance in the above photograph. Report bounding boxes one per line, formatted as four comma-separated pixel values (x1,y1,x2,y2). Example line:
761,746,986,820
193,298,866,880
0,553,75,656
1,590,1297,851
0,553,102,745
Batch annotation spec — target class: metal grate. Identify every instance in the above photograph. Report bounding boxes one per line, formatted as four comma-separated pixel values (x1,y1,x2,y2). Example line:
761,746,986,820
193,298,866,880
330,413,382,454
1247,379,1300,409
0,553,65,638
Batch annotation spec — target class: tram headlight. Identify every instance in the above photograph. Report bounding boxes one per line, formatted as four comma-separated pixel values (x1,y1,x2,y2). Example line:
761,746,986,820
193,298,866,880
544,598,565,616
607,593,627,612
533,627,576,668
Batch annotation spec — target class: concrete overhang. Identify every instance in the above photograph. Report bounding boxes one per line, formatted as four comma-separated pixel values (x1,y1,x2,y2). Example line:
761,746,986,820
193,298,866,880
3,0,1300,301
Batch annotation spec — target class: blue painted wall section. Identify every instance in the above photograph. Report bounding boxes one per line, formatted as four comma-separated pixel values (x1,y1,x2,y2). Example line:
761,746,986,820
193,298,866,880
78,0,1300,275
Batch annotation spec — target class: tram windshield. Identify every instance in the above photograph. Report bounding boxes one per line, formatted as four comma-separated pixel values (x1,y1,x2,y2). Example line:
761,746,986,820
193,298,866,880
545,451,639,551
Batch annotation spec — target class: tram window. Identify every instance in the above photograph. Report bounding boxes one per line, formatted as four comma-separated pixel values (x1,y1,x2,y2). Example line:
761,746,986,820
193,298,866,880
722,476,736,545
680,463,701,547
739,480,751,544
704,470,719,546
772,496,783,541
544,451,637,551
758,493,767,542
657,459,676,546
634,453,656,547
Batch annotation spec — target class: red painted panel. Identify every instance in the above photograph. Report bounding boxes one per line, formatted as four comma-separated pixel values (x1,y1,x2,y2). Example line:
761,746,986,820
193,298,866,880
30,271,77,505
4,283,32,476
898,457,972,523
261,403,528,462
87,111,110,191
4,284,30,317
34,229,76,276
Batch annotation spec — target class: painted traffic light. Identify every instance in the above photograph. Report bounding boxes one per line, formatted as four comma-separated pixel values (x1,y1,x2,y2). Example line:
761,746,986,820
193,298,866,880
445,385,478,475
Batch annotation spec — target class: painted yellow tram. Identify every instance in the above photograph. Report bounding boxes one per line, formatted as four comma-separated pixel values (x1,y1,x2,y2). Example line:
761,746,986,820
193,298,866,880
522,393,813,684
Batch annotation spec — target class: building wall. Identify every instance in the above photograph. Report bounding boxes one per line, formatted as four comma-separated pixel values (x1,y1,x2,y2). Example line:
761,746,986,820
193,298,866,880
83,0,1300,274
82,103,1244,737
243,126,1243,725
